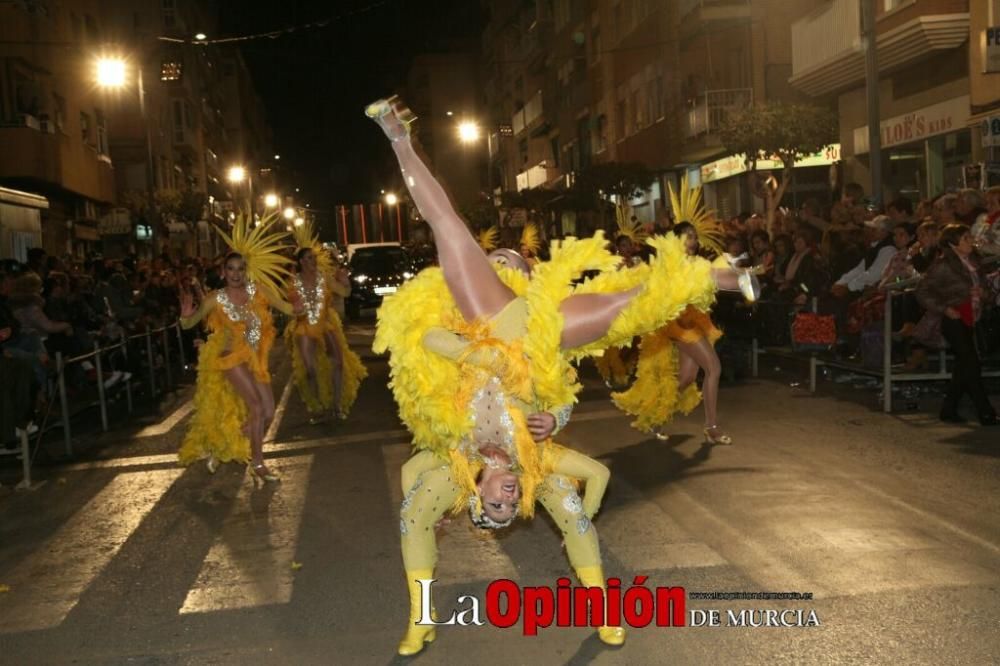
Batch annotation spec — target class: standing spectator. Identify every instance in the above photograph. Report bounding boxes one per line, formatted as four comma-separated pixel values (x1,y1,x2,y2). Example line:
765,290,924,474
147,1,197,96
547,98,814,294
933,194,959,225
916,224,997,426
971,185,1000,258
776,230,826,305
909,220,942,273
887,197,914,224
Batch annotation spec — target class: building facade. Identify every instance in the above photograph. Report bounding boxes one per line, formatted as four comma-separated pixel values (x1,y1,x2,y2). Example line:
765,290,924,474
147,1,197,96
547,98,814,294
791,0,976,202
0,0,117,257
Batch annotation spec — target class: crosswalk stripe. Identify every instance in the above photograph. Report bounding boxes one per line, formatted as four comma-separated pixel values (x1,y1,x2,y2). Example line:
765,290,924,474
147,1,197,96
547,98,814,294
0,468,183,633
381,443,519,581
134,401,194,438
179,456,314,614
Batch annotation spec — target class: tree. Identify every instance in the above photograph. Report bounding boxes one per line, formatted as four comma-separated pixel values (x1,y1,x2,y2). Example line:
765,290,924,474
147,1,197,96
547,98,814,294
718,102,837,231
570,162,655,233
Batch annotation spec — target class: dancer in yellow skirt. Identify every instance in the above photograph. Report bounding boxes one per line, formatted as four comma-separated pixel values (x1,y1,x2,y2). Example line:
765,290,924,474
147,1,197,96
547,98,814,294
285,222,367,423
611,178,756,445
366,96,757,654
178,212,300,482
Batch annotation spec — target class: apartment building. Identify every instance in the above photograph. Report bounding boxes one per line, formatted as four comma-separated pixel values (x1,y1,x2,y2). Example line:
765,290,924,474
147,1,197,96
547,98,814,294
790,0,974,201
0,0,117,257
970,0,1000,183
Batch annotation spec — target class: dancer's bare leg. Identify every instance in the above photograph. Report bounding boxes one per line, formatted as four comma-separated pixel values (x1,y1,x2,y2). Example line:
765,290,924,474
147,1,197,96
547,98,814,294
297,335,319,400
224,365,264,463
369,102,513,321
676,351,699,391
559,288,641,349
675,338,723,434
323,331,344,412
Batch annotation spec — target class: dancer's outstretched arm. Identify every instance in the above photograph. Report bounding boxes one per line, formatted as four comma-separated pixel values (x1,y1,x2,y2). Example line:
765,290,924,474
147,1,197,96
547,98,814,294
370,102,514,321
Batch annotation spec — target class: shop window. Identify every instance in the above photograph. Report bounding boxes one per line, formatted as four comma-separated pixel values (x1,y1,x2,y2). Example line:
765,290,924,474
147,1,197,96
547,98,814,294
161,60,183,82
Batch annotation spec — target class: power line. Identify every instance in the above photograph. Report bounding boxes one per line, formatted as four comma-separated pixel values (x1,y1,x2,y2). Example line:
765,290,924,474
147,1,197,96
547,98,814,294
157,1,389,45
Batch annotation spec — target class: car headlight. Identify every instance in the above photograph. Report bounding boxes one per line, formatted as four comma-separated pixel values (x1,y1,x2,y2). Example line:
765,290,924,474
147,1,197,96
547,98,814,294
402,271,414,280
353,274,368,284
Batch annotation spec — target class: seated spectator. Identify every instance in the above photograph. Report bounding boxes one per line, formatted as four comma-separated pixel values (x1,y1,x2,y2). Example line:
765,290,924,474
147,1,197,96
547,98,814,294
775,230,826,305
933,193,959,225
887,197,914,225
749,230,775,280
956,188,988,228
878,223,919,289
916,224,997,426
772,234,792,278
830,214,896,300
909,219,942,273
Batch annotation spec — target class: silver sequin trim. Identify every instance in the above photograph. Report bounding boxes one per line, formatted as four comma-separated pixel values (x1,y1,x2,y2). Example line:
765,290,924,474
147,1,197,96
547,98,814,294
562,492,583,515
399,518,408,535
555,476,572,491
294,274,326,326
216,282,262,350
554,405,572,432
576,516,591,535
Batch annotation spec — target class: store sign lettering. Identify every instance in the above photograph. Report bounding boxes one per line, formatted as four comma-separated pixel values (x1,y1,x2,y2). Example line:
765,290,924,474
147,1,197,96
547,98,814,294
853,96,969,154
700,144,841,184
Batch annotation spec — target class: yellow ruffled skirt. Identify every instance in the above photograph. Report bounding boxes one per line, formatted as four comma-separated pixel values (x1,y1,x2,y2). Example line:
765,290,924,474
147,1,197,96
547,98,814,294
285,309,367,415
611,307,721,433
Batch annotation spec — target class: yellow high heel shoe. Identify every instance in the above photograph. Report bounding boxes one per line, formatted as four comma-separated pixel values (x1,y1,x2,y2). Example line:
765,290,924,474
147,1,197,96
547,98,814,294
365,95,417,142
398,569,436,656
703,425,733,445
576,566,626,647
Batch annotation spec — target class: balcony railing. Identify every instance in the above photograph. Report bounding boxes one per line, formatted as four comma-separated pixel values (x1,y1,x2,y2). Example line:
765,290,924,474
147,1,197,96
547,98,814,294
791,0,861,79
516,161,559,191
685,89,753,139
512,90,545,136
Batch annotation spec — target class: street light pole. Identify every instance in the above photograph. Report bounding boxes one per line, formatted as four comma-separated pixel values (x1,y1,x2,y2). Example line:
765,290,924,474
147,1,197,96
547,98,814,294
862,0,882,208
137,65,158,250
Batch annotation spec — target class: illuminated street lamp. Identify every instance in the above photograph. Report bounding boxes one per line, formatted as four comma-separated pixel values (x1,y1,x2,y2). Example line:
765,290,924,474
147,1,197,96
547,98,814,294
227,166,246,183
384,192,398,206
95,57,126,87
457,120,481,143
264,193,279,208
283,206,296,220
294,217,305,227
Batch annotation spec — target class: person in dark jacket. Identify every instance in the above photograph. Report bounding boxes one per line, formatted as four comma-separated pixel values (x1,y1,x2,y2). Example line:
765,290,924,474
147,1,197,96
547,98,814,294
916,224,997,426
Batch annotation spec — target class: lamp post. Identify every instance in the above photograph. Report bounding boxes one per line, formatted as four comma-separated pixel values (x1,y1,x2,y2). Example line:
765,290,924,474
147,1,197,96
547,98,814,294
385,192,402,241
96,56,157,246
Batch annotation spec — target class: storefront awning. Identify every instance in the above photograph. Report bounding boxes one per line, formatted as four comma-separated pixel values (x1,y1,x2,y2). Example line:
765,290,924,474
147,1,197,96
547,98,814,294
0,186,48,209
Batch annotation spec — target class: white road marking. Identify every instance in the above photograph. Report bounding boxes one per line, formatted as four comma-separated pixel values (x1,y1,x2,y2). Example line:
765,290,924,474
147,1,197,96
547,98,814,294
0,469,183,632
134,400,194,438
179,456,313,614
264,378,294,443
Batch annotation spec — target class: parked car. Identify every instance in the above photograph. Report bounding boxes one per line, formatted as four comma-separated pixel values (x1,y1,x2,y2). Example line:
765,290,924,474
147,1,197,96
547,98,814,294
345,243,416,319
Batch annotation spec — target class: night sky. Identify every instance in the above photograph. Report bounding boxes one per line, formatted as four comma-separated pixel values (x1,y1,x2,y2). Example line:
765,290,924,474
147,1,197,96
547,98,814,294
218,0,484,229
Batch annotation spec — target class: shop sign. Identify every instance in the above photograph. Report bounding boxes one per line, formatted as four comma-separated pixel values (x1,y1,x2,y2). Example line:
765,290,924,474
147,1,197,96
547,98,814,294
982,116,1000,148
700,144,841,184
853,96,969,154
98,208,133,236
984,27,1000,73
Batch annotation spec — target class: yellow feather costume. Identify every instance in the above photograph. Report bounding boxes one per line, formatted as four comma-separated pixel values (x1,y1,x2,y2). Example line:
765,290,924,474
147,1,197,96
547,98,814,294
374,232,716,517
285,222,367,416
178,212,293,465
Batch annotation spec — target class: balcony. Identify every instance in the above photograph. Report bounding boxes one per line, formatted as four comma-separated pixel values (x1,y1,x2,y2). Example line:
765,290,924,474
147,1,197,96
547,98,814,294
511,90,545,136
516,161,560,192
679,0,751,34
685,89,753,139
790,0,969,97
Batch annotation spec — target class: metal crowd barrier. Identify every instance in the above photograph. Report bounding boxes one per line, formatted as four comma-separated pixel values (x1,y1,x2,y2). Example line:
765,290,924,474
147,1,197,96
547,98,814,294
47,321,189,459
751,291,1000,412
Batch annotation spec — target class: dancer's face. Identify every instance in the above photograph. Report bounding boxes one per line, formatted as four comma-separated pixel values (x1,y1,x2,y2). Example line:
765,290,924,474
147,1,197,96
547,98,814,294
683,231,699,255
300,250,317,273
477,466,521,523
224,257,247,287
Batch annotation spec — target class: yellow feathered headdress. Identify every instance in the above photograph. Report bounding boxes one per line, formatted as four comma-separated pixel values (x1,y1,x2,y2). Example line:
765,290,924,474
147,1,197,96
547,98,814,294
477,225,499,252
215,210,292,296
615,203,648,244
291,218,334,277
519,223,541,256
667,175,725,255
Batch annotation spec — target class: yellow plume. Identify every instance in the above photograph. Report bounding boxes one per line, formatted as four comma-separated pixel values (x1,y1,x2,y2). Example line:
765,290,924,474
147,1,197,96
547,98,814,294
615,203,647,244
667,175,725,255
214,209,292,296
477,225,499,252
520,223,541,255
291,218,334,277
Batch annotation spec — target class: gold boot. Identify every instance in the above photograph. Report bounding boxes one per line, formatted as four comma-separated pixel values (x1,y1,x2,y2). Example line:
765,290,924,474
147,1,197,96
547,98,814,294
398,569,437,656
576,565,626,646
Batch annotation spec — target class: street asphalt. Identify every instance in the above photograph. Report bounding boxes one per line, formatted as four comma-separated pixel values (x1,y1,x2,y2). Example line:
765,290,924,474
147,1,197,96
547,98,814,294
1,320,998,665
